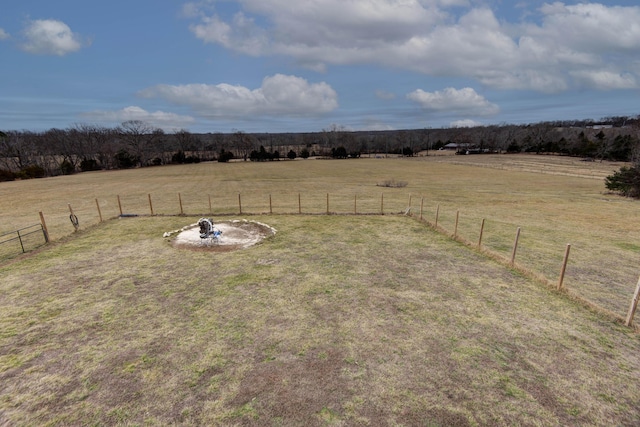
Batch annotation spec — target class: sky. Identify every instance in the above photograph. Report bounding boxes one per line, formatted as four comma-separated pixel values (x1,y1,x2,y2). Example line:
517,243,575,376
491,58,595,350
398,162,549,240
1,0,639,134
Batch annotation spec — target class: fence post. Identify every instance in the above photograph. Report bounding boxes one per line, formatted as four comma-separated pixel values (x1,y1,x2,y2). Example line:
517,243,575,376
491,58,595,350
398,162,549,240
148,194,154,216
420,198,424,221
238,193,242,214
178,193,184,215
326,193,329,214
17,229,25,253
354,195,357,215
557,244,571,291
510,227,521,265
269,194,273,214
478,218,485,248
298,193,301,214
68,204,79,231
409,195,412,210
381,193,384,215
454,210,459,238
117,195,123,216
435,204,440,228
625,275,640,327
95,199,103,223
39,211,49,243
209,194,212,214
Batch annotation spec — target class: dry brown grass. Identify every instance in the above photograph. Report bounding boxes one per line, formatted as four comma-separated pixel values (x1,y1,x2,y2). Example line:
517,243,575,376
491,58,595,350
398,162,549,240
2,155,639,318
1,215,640,426
2,154,640,425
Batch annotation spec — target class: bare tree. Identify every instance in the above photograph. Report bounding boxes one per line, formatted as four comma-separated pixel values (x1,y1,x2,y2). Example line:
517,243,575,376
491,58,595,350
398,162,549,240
119,120,159,167
0,131,38,171
174,129,197,154
630,120,640,164
495,124,519,153
527,122,555,154
42,128,82,173
232,131,255,161
90,126,119,169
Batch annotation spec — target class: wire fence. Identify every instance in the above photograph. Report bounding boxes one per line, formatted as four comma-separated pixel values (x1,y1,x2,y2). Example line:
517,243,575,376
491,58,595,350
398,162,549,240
3,191,640,329
0,223,48,261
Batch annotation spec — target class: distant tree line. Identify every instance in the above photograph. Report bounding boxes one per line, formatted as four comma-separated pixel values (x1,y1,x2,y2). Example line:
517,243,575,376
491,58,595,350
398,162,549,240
1,116,640,182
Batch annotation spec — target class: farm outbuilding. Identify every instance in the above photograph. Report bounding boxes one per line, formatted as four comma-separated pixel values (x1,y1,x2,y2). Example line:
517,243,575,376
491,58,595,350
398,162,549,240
441,142,471,151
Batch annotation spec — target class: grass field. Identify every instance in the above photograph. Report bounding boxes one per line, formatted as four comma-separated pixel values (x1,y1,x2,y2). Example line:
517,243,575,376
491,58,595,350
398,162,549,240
1,154,640,425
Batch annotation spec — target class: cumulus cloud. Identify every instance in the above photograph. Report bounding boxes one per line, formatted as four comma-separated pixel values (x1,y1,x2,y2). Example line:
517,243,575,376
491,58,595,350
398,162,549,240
82,106,195,131
21,19,86,56
570,70,637,90
534,2,640,53
190,12,267,56
0,28,9,40
407,87,499,116
139,74,338,118
185,1,640,92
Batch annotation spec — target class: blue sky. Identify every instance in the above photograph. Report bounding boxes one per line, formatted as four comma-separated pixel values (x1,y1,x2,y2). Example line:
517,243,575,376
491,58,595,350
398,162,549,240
1,0,639,133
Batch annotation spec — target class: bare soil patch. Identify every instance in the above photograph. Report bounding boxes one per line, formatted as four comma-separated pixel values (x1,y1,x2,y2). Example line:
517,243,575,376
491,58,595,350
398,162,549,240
167,219,276,252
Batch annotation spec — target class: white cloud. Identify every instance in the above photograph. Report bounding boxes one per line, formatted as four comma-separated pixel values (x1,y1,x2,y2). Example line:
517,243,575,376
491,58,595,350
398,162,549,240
535,2,640,53
570,70,637,90
189,12,267,56
21,19,86,56
450,119,481,128
139,74,338,118
82,106,195,131
0,28,9,40
407,87,499,116
185,1,640,92
189,0,446,61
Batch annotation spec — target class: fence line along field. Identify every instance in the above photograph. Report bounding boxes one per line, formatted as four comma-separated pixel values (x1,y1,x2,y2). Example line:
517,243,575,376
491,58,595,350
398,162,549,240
1,154,640,425
1,154,638,317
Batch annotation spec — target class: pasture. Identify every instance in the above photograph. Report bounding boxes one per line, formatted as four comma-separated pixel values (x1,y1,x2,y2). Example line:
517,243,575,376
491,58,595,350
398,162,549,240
1,154,640,425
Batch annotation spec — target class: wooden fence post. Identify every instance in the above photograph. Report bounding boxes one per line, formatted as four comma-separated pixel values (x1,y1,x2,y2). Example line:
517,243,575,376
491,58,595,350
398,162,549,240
298,193,301,214
95,199,103,223
435,204,440,228
117,195,123,216
557,244,571,291
39,211,49,243
354,195,357,215
209,195,212,214
409,195,412,210
269,194,273,214
454,210,459,238
478,218,485,248
178,193,184,215
381,193,384,215
148,194,154,216
420,197,424,221
238,193,242,214
68,204,79,231
510,227,521,266
625,276,640,327
326,193,329,214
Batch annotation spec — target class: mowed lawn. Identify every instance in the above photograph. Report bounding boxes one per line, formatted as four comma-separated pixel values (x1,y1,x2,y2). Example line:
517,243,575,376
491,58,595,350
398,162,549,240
1,214,639,426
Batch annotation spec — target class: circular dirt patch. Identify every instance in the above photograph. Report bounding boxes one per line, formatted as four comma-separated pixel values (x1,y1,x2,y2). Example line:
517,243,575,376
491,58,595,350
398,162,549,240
166,219,276,252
